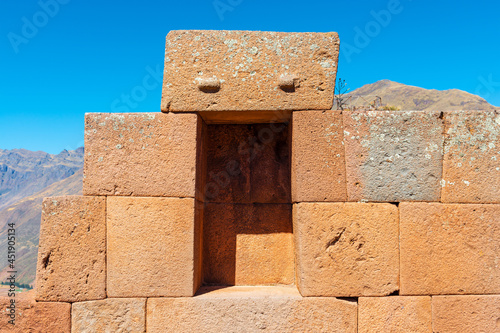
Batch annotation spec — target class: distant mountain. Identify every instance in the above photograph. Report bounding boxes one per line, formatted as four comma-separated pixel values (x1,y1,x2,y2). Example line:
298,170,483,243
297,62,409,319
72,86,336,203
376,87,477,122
0,169,83,286
346,80,498,111
0,148,84,212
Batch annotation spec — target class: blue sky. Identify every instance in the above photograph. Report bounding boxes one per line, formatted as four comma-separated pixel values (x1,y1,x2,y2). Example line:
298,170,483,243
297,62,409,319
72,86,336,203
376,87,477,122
1,0,499,154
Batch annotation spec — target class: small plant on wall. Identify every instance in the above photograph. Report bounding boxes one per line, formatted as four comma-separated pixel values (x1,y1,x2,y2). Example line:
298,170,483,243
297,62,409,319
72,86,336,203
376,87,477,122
334,78,350,110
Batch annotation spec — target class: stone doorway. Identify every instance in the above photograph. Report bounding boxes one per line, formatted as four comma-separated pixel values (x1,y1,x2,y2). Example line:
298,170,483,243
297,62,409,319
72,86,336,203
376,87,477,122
201,122,294,287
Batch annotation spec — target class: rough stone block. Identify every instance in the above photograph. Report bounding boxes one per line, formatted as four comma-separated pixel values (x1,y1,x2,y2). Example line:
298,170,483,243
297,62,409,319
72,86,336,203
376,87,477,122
0,293,70,333
358,296,432,333
442,110,500,203
432,295,500,333
291,110,346,202
35,196,106,302
400,202,500,295
294,202,399,297
72,298,146,333
147,286,357,332
107,197,202,297
203,203,293,286
84,112,203,199
161,30,339,112
344,110,443,202
205,123,290,203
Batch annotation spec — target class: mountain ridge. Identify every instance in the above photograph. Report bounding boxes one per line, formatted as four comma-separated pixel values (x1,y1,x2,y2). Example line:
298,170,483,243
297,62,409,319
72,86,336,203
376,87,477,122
345,79,498,111
0,147,84,212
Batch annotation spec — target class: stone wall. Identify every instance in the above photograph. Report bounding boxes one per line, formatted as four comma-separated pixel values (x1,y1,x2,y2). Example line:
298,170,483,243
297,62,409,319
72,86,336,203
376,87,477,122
4,30,499,332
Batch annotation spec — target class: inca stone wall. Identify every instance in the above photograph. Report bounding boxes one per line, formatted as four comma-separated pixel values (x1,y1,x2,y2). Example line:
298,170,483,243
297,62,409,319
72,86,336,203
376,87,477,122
4,30,499,332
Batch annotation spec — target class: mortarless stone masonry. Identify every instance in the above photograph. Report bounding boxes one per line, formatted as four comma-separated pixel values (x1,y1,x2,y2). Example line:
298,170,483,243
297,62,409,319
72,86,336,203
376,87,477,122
400,202,499,295
294,202,399,297
35,196,106,302
72,298,146,333
205,123,291,203
0,293,71,333
432,295,500,332
24,30,500,332
147,286,357,333
106,197,203,297
203,203,294,286
358,296,432,333
161,30,340,113
442,110,500,203
83,112,203,200
291,110,347,202
344,110,444,202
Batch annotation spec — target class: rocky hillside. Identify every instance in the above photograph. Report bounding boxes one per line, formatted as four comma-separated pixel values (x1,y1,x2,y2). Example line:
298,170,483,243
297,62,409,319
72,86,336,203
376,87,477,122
346,80,498,111
0,148,84,212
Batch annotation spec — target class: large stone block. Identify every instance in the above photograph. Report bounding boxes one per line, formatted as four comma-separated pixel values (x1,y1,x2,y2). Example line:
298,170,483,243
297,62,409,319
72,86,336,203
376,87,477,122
107,197,202,297
203,203,293,286
291,110,347,202
294,202,399,297
35,196,106,302
84,112,203,199
344,110,443,202
400,202,500,295
442,110,500,203
432,295,500,333
72,298,146,333
358,296,432,333
205,123,290,203
161,30,339,112
147,286,357,333
0,293,71,333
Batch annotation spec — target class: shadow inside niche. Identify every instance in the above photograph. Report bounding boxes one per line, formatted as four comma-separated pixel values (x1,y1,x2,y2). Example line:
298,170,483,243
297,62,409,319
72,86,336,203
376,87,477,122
201,123,293,288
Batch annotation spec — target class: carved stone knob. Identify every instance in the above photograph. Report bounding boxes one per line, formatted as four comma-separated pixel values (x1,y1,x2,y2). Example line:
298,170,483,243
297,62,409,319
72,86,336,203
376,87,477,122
197,77,221,93
279,74,299,92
